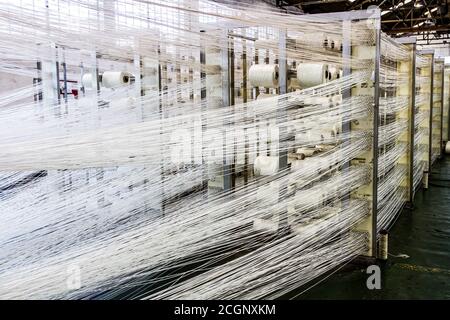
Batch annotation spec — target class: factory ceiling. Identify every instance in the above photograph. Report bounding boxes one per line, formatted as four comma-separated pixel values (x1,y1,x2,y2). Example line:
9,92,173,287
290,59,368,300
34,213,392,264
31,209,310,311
276,0,450,45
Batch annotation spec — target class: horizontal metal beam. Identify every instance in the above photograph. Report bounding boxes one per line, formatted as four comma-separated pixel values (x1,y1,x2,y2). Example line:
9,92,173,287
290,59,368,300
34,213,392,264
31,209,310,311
417,37,450,42
386,25,450,34
396,36,416,44
418,49,435,54
382,17,439,23
417,42,450,45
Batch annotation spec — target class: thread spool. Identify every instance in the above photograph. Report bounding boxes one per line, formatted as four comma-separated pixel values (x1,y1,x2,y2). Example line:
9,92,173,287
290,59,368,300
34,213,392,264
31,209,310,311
328,38,335,51
296,63,328,89
324,36,341,52
81,73,95,89
320,129,334,141
331,94,342,106
322,36,329,49
445,141,450,154
249,64,279,88
379,230,388,260
328,67,341,81
328,67,336,80
254,155,279,176
101,71,132,88
334,39,342,52
288,152,305,161
332,124,340,136
296,148,318,157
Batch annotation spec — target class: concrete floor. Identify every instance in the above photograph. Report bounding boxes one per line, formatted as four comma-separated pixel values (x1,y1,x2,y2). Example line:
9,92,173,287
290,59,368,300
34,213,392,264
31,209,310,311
299,156,450,299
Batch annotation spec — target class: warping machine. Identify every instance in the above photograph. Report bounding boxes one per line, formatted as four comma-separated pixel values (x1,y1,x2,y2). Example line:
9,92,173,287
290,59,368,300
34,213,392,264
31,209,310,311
0,0,449,300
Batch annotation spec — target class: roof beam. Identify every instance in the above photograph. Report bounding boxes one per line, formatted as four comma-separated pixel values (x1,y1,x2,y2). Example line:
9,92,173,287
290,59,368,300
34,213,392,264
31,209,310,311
385,24,450,33
382,17,439,23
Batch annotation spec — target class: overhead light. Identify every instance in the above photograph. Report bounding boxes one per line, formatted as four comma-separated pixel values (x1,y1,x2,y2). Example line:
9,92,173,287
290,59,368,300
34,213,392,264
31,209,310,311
381,10,390,16
386,2,405,11
425,7,438,16
414,1,423,8
348,0,356,2
404,0,412,4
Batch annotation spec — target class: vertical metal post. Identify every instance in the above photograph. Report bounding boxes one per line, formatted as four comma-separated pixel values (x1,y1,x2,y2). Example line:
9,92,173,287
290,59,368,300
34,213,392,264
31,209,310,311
62,47,68,103
95,53,101,92
342,20,351,204
409,43,416,204
440,64,445,157
242,40,249,184
277,29,288,233
428,54,434,168
242,43,248,104
254,30,259,100
448,69,450,143
200,30,208,192
428,53,434,168
447,68,450,143
419,50,433,189
398,37,417,204
55,47,61,103
158,43,166,215
34,61,43,102
278,30,288,170
372,20,381,258
222,33,235,191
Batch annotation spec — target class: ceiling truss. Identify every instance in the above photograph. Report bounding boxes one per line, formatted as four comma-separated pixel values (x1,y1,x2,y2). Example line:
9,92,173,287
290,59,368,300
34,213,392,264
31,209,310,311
275,0,450,45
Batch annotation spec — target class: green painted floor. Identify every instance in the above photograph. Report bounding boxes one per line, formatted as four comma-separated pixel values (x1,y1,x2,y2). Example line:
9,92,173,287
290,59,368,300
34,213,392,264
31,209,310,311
299,156,450,299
